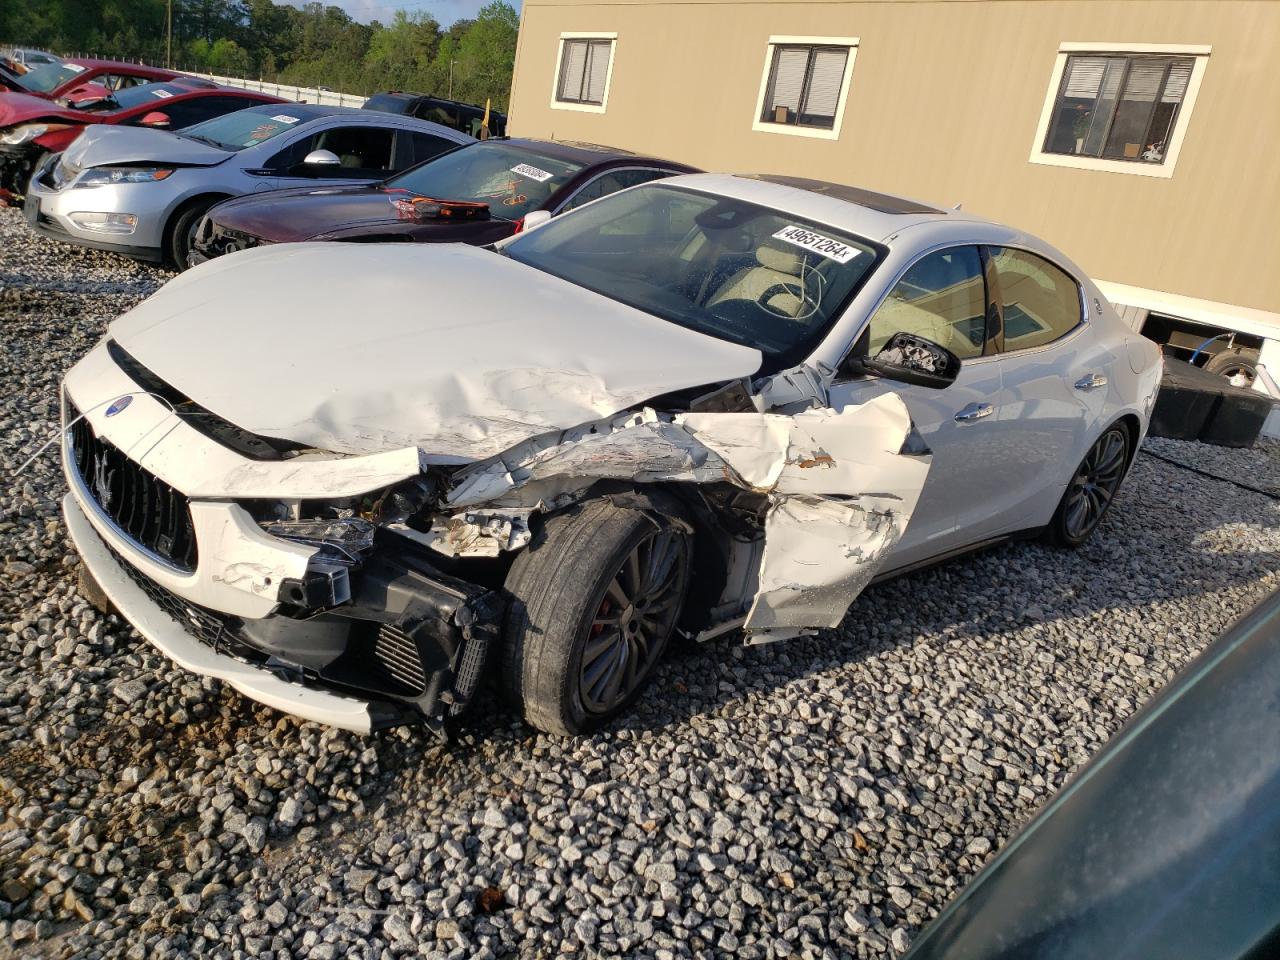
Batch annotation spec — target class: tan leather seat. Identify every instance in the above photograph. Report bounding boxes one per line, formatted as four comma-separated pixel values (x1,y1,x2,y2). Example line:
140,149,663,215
706,245,814,319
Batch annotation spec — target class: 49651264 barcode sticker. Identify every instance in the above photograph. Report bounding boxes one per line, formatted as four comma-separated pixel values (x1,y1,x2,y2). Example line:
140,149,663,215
510,163,554,183
771,225,860,264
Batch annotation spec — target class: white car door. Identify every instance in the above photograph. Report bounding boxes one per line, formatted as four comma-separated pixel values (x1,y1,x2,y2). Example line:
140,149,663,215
827,245,1012,570
984,246,1115,532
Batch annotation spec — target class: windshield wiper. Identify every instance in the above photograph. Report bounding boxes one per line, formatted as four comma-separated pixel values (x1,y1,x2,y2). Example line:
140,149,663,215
183,134,225,149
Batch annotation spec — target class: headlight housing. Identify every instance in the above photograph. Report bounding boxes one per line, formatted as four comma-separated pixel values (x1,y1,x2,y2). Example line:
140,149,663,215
262,518,376,566
0,124,49,146
75,166,174,188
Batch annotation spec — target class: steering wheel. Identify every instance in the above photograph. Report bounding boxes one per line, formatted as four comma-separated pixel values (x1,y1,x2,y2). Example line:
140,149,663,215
756,281,813,320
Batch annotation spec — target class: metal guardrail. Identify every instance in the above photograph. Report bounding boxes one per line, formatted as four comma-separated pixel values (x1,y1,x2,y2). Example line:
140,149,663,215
195,73,367,108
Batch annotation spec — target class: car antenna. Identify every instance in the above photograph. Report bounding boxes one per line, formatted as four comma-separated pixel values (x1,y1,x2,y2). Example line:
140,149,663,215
952,202,963,210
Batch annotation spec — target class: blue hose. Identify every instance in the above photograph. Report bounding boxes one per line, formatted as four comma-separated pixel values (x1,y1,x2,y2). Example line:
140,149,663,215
1188,332,1231,366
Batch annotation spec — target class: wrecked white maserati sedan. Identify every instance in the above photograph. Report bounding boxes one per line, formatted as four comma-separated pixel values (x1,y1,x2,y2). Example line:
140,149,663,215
60,173,1162,736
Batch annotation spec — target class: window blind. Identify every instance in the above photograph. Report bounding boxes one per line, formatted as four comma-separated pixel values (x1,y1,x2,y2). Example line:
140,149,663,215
584,40,611,103
804,47,848,117
558,41,588,101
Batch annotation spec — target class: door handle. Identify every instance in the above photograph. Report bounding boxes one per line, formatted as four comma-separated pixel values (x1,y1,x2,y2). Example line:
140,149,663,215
954,402,994,423
1074,373,1109,391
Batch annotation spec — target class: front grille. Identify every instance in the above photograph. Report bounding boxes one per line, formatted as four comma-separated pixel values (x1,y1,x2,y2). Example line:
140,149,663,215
67,397,198,571
371,624,427,695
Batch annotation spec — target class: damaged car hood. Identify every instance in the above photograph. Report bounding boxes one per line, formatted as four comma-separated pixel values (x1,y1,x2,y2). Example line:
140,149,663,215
110,242,763,460
64,124,233,169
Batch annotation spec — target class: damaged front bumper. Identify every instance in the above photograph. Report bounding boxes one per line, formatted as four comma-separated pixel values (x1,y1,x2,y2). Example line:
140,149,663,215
0,141,42,200
188,217,265,267
65,492,502,734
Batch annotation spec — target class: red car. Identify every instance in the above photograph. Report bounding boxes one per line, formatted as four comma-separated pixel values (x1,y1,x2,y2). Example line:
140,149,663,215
0,58,183,104
0,79,285,200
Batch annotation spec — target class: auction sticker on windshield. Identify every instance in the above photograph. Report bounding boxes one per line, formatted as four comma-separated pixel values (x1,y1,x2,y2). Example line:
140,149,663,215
66,64,86,73
511,163,554,183
772,225,860,264
271,115,300,124
153,89,173,98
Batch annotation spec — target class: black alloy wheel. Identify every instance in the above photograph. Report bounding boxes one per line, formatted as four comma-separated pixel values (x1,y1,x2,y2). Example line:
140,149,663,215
579,528,687,715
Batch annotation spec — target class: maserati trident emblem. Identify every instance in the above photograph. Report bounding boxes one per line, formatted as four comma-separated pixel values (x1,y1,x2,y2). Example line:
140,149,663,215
91,453,115,511
104,395,132,417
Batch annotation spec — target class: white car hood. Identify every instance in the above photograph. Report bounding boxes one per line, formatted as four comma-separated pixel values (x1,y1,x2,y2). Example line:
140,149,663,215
65,124,232,169
110,242,763,461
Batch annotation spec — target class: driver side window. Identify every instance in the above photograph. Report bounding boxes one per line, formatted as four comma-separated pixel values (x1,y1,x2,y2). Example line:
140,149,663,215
866,247,987,360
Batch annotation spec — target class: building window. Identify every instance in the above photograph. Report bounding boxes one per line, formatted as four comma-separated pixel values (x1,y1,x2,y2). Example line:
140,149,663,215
552,34,616,113
1030,43,1209,178
752,36,858,140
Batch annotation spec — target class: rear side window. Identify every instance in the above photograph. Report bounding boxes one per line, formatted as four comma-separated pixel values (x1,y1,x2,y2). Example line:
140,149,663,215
560,168,674,212
866,246,987,360
160,96,259,129
990,247,1082,351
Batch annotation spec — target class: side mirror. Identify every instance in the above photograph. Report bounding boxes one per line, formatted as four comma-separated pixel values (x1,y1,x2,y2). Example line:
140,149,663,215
854,332,961,389
518,209,552,232
303,148,341,166
140,111,170,128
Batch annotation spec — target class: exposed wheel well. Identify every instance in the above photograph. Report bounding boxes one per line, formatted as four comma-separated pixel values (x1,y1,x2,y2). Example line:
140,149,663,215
1111,413,1142,470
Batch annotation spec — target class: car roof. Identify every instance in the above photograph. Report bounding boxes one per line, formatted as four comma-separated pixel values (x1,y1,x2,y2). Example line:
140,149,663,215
369,91,507,114
661,172,983,243
237,102,375,121
67,58,174,73
497,137,690,169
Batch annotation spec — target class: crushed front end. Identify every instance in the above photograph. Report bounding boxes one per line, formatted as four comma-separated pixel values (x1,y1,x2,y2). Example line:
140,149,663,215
61,341,503,736
187,216,265,266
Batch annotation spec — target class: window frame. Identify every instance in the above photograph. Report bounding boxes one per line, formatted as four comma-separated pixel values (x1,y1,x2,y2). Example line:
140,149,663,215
1029,42,1210,179
984,245,1088,355
752,35,859,141
551,32,617,114
552,165,679,215
835,241,1089,381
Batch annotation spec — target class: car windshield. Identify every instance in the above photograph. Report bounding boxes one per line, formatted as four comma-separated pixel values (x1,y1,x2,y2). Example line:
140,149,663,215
385,142,585,220
503,184,880,363
16,62,83,93
96,81,196,111
177,107,303,150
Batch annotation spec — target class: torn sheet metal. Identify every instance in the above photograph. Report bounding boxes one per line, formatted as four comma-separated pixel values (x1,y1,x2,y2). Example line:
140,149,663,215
444,391,930,634
446,409,733,509
682,393,930,631
108,242,763,460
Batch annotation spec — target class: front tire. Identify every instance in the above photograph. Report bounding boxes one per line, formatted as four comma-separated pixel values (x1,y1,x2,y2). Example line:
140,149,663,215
1045,425,1130,547
165,200,216,270
502,499,691,735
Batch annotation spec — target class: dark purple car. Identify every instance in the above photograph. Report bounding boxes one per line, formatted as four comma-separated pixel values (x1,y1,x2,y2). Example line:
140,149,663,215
189,138,697,265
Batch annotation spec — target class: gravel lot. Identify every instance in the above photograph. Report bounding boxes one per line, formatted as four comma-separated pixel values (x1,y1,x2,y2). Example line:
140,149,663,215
2,204,1278,960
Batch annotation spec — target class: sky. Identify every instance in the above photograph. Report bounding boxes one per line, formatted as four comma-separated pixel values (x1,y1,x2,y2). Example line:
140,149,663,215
318,0,520,26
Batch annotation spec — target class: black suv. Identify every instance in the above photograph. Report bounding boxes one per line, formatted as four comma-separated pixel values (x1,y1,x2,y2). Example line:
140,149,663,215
362,92,507,139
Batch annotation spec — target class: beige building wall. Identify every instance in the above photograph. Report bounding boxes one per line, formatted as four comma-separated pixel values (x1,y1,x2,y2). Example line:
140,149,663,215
509,0,1280,318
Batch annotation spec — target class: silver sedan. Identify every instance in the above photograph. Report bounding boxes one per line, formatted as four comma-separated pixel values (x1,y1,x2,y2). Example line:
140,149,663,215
24,103,473,266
